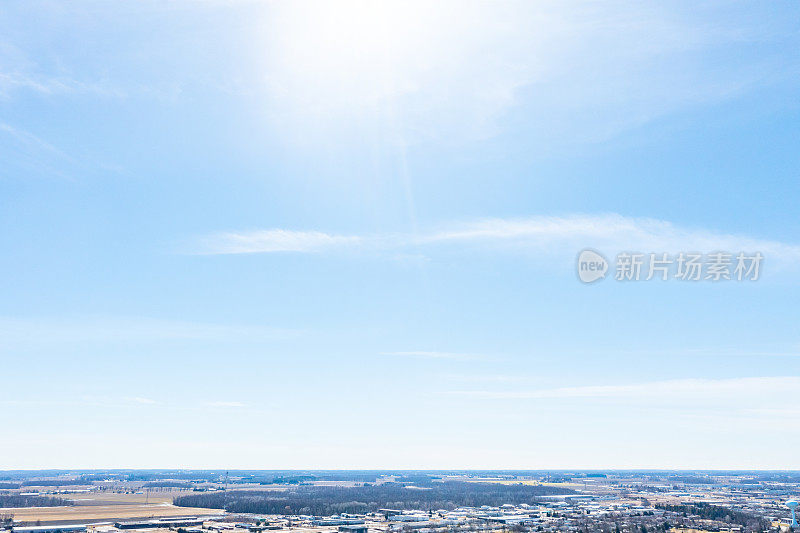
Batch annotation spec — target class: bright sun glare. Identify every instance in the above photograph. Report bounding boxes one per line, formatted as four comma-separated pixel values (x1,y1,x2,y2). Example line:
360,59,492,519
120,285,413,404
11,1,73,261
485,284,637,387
263,1,457,112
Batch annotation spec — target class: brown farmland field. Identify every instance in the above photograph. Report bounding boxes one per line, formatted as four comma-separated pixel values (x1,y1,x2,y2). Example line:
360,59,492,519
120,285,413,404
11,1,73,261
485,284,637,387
1,491,224,526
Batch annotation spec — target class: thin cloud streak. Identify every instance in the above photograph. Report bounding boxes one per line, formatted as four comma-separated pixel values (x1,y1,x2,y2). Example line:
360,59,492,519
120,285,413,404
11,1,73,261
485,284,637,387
444,373,533,383
197,214,800,267
446,376,800,400
127,397,158,405
197,230,362,254
0,316,295,349
381,351,484,361
0,122,71,159
0,72,126,99
261,2,799,146
205,401,247,408
421,215,800,261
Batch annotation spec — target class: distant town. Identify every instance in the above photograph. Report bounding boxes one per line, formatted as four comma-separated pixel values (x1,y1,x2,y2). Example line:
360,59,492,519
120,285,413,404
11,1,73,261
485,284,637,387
1,471,798,533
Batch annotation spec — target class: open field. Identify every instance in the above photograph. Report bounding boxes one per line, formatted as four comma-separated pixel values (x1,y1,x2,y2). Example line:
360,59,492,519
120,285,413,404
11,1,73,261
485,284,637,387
452,478,585,489
1,492,225,526
66,492,183,505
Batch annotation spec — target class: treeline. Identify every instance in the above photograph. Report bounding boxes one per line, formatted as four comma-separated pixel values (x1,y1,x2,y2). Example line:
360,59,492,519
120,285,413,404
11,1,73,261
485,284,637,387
21,480,87,487
655,503,769,529
142,481,193,488
0,483,21,489
0,495,73,507
126,471,221,482
667,476,711,485
174,482,574,515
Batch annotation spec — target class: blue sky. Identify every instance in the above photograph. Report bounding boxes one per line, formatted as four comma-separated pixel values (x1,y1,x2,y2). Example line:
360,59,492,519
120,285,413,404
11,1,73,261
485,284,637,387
1,1,800,469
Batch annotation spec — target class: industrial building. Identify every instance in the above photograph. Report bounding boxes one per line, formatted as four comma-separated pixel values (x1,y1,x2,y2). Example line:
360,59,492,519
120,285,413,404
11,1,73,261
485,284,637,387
337,525,367,533
114,519,203,530
11,526,88,533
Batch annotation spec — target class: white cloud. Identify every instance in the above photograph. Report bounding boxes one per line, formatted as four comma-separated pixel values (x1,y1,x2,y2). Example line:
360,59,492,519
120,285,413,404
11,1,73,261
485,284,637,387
205,401,246,408
423,214,800,263
381,351,483,361
0,316,294,350
743,408,800,420
0,1,794,150
0,122,67,157
197,229,361,254
258,1,798,145
127,397,158,405
198,214,800,269
0,72,124,99
447,376,800,401
0,121,82,181
1,2,795,148
444,374,532,383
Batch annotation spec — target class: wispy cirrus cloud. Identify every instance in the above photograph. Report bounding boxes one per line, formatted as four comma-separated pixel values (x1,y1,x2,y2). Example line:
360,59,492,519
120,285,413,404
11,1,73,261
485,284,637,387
205,401,246,408
0,71,125,99
445,376,800,428
262,1,800,146
0,316,294,351
443,373,534,383
447,376,800,401
196,213,800,268
127,397,158,405
2,2,796,148
432,215,800,257
197,229,362,254
381,351,483,361
0,122,70,158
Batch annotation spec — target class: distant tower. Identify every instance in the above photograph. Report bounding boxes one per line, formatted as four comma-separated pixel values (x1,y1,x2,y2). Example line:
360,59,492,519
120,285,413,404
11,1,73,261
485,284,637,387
787,500,799,528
